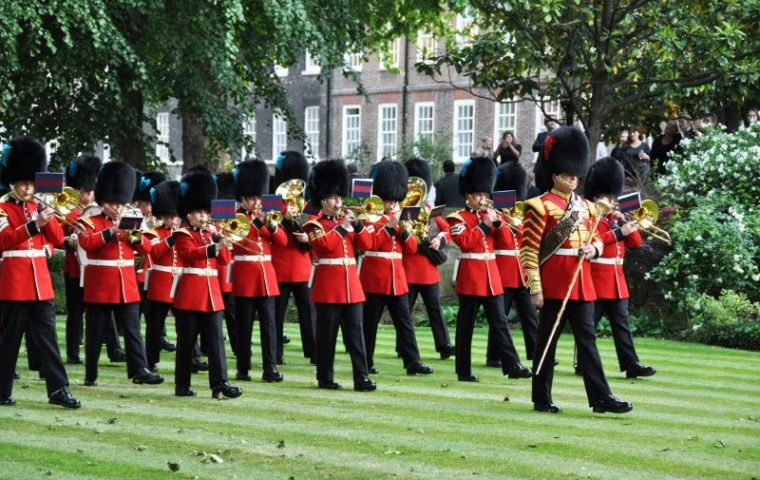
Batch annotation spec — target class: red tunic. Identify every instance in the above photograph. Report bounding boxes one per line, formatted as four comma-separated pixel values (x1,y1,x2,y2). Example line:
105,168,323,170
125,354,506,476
145,226,182,304
591,216,642,300
520,189,603,301
360,215,417,296
447,208,503,297
231,212,287,298
77,214,151,304
402,216,450,285
173,226,231,312
303,212,372,304
271,219,312,284
0,199,64,302
493,219,527,289
218,261,233,293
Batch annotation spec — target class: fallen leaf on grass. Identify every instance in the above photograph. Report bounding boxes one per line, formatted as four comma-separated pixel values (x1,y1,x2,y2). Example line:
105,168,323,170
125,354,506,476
527,444,538,449
277,440,286,449
503,395,510,402
384,450,402,455
687,436,699,441
659,447,671,452
714,440,726,449
440,383,449,388
167,461,180,472
106,417,118,425
136,445,147,452
203,454,224,464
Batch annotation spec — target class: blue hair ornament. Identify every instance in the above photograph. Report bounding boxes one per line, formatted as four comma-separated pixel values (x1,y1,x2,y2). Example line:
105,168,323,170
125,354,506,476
139,176,151,191
460,158,473,177
275,153,286,171
232,167,240,181
179,181,189,197
0,144,12,167
68,160,78,178
149,187,158,204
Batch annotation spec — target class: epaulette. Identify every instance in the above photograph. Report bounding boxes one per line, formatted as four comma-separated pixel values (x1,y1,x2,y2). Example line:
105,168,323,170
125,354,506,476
77,216,95,230
143,229,159,238
302,219,324,232
0,208,6,218
523,196,546,217
446,211,465,223
585,199,599,217
0,192,12,203
173,228,192,237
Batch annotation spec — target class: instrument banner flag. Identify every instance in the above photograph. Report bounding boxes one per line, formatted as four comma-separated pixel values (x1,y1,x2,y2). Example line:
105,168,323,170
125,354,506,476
618,192,642,213
35,173,64,193
261,194,283,212
400,206,421,221
351,179,373,199
492,190,516,209
302,202,320,215
210,199,237,220
118,216,143,231
428,205,446,221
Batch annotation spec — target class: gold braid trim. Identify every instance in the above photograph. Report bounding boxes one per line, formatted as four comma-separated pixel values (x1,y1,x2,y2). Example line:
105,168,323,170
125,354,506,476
520,198,546,294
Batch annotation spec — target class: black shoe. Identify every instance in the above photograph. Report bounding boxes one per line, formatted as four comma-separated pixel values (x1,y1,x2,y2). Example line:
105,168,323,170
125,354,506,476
148,364,158,374
368,366,379,375
38,371,46,380
534,402,561,413
457,374,479,382
318,380,341,390
13,372,20,380
83,379,97,387
49,387,81,409
282,335,291,345
592,395,633,414
235,371,252,381
0,396,16,406
161,339,176,352
262,366,283,383
625,363,656,379
554,359,559,366
67,356,83,365
354,377,376,392
191,360,209,373
132,368,164,385
406,362,433,375
574,366,583,376
439,345,455,360
485,359,502,368
507,364,532,379
109,351,126,363
309,357,316,365
276,357,286,365
212,381,243,399
175,387,197,397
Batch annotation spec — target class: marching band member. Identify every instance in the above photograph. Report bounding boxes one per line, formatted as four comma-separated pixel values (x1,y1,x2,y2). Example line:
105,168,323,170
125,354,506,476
361,161,432,375
214,172,238,356
402,158,455,359
271,152,315,364
77,161,163,387
302,159,375,391
232,160,286,383
172,170,241,398
143,180,182,372
521,127,631,414
0,137,80,408
447,156,531,383
485,162,539,366
584,157,656,379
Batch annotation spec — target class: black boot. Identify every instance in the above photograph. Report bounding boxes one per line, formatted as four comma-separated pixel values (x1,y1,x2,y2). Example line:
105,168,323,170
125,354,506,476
49,387,81,409
262,365,283,383
132,368,164,385
592,395,633,414
212,381,243,399
354,376,376,392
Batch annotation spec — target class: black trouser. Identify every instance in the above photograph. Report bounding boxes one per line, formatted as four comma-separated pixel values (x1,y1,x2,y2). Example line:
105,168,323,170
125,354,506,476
235,296,277,373
64,274,86,359
145,300,178,368
487,287,538,361
532,299,611,406
594,299,639,371
275,282,315,359
85,302,149,381
314,302,368,383
222,292,237,356
408,283,451,352
175,309,228,390
0,301,69,397
363,293,422,369
456,294,522,377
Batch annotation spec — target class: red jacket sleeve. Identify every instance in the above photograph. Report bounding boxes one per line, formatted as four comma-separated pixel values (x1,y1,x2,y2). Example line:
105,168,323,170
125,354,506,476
147,233,173,258
625,230,643,248
353,224,373,251
269,225,288,247
42,217,64,248
449,218,490,250
174,232,217,262
77,223,112,253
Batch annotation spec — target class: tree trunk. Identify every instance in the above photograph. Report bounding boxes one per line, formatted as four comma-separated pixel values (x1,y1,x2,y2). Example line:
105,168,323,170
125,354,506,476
111,86,148,169
723,101,741,133
181,103,206,172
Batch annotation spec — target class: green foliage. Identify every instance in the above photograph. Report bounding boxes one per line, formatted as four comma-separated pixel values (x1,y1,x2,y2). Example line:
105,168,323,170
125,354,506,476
685,290,760,350
398,133,453,180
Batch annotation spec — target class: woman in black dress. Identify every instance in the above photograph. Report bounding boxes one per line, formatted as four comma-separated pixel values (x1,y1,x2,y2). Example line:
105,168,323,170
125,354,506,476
494,130,522,165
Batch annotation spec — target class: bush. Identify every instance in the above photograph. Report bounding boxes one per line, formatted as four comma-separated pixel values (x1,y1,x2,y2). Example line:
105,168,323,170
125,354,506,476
685,290,760,351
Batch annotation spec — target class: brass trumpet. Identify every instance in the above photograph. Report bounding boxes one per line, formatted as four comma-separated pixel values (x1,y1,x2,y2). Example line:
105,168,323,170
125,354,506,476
264,210,283,225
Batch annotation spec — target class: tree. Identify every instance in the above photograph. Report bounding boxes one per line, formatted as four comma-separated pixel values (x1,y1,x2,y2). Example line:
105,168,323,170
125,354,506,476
418,0,760,148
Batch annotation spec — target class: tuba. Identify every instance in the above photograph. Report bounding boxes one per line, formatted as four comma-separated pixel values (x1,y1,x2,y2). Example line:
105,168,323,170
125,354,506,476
625,199,671,245
275,179,306,219
399,177,428,239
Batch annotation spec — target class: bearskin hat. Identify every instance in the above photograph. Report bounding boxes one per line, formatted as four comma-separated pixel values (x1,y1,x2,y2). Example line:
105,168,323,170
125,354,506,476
150,180,179,218
233,159,270,199
495,162,529,201
133,171,167,202
404,158,433,189
584,156,625,200
66,155,102,191
307,159,349,205
274,151,310,187
0,137,47,185
178,170,217,216
371,161,408,202
543,127,590,178
458,156,497,196
95,161,136,205
215,172,236,200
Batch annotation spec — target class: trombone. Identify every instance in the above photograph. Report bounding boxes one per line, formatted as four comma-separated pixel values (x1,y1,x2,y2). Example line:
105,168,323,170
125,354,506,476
32,186,87,234
338,195,385,223
212,213,262,254
624,199,671,245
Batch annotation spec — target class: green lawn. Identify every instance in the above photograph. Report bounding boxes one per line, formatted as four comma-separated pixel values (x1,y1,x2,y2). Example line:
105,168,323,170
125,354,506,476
1,318,758,480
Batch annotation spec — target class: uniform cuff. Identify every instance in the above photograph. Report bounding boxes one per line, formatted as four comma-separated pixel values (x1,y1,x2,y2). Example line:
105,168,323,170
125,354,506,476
166,236,176,248
102,228,114,243
526,269,542,295
353,222,364,233
613,227,626,242
477,222,491,236
26,220,40,237
384,225,397,236
252,218,264,230
399,230,411,241
206,244,218,258
335,225,348,237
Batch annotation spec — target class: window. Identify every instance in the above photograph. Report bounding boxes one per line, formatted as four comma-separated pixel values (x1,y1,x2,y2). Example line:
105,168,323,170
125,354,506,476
414,102,435,143
494,100,517,142
377,104,398,160
272,113,288,160
303,52,320,75
453,100,475,162
535,99,562,132
274,65,289,77
379,39,401,70
241,114,256,160
344,51,363,72
304,106,320,160
342,105,361,157
416,32,438,62
101,143,111,163
156,112,170,163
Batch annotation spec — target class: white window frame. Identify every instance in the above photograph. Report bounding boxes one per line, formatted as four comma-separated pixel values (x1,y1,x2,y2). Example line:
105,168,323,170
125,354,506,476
493,100,517,144
302,52,320,75
344,51,363,72
156,112,170,164
455,12,478,45
241,114,256,160
304,106,320,160
342,105,361,158
453,100,475,162
534,99,562,133
376,103,398,161
414,102,435,143
379,39,401,71
416,32,438,63
274,64,289,77
272,113,288,161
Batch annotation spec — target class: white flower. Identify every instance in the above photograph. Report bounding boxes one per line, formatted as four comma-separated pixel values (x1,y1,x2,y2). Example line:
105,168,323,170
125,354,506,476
733,265,744,274
695,235,703,241
753,274,760,282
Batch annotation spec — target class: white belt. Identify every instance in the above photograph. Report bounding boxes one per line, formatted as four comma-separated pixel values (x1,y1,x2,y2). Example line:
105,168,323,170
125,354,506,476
364,251,403,260
494,250,519,257
151,264,181,274
317,257,356,266
2,249,46,259
233,255,272,262
591,257,624,265
460,253,496,260
182,267,218,277
553,248,580,257
87,259,135,267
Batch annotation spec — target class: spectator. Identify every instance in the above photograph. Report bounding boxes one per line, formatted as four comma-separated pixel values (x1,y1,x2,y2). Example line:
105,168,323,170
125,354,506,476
650,120,682,177
531,117,560,193
744,108,758,128
347,161,360,181
701,113,718,131
609,129,629,162
677,114,701,139
621,125,651,180
475,136,493,159
595,140,608,161
434,159,466,208
493,130,522,165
